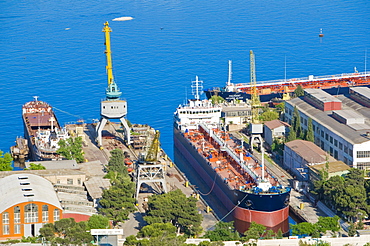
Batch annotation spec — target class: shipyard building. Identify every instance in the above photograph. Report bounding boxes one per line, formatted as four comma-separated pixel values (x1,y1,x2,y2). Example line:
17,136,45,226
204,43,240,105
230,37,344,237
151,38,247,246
285,87,370,169
0,174,62,239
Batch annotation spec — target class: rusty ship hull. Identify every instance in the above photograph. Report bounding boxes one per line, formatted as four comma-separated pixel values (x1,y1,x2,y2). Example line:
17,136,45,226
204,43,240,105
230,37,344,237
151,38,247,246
22,98,69,161
173,125,290,233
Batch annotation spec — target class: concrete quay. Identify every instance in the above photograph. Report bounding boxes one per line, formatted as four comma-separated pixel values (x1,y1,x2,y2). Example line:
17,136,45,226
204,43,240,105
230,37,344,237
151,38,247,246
75,122,219,237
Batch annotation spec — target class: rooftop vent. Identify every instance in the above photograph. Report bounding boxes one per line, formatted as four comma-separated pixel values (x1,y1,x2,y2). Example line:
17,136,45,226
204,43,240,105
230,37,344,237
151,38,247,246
18,176,29,180
20,182,30,185
22,188,33,192
23,194,34,197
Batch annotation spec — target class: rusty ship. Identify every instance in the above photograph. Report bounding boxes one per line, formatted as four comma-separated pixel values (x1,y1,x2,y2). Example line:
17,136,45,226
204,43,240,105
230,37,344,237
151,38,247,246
174,77,291,233
205,61,370,102
23,96,70,161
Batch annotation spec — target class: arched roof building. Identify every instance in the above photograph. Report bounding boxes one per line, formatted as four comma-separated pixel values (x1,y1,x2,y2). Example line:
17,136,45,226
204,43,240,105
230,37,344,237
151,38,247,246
0,173,62,239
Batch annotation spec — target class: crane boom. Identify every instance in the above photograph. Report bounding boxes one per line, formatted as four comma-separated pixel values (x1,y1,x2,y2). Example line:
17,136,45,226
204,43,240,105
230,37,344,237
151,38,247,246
250,50,261,124
145,130,161,163
102,22,122,100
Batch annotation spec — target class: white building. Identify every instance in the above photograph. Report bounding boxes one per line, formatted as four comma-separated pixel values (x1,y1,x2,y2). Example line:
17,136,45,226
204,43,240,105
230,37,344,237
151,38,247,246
263,119,290,147
285,88,370,169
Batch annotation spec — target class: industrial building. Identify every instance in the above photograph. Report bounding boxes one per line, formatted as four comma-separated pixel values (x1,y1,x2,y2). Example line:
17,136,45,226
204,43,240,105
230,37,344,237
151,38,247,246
0,174,63,239
263,119,290,147
285,88,370,169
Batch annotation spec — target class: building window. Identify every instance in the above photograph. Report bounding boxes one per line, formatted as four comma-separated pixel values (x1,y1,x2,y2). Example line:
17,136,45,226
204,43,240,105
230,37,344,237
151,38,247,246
344,146,348,154
14,206,21,224
325,133,329,141
57,179,60,184
53,209,60,221
14,224,21,234
334,139,338,147
339,142,343,150
357,162,370,170
330,147,334,155
42,205,49,222
3,225,9,235
25,203,38,223
2,212,9,235
334,150,338,159
67,179,73,185
357,151,370,158
2,212,9,224
321,131,324,138
330,136,333,144
349,149,353,157
78,178,81,185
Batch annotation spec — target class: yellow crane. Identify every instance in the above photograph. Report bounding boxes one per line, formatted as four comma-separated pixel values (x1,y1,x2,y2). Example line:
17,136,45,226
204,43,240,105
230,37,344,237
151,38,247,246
145,130,161,163
102,21,122,99
250,50,261,124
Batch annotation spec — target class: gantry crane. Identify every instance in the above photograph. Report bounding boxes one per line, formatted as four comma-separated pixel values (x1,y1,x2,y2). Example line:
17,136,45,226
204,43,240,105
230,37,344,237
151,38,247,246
135,130,167,199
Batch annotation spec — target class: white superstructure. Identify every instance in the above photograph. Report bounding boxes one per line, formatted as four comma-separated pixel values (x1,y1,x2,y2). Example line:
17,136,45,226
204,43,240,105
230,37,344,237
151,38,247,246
174,76,222,132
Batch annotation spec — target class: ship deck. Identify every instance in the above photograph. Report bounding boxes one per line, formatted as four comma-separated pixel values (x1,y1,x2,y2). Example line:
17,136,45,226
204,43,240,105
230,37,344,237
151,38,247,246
183,128,280,193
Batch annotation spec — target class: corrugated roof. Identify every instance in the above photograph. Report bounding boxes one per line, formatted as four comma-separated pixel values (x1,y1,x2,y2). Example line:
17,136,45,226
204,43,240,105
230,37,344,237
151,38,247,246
285,139,336,164
308,161,350,174
84,177,111,199
0,173,62,213
264,119,290,130
305,89,342,103
350,87,370,99
287,96,370,144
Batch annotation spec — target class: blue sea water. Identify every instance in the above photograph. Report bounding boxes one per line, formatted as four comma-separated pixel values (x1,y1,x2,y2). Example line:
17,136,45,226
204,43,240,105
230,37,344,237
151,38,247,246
1,0,369,159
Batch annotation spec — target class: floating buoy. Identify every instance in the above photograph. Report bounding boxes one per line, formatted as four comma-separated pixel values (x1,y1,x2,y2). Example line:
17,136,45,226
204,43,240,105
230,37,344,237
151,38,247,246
319,28,324,37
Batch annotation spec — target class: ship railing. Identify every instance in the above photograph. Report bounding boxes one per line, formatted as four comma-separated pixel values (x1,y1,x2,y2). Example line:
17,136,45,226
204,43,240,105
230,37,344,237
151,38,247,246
199,123,258,181
231,71,370,89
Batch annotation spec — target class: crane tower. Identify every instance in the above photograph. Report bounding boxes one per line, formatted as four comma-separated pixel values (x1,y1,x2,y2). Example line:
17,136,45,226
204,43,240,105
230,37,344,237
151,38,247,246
96,22,131,146
249,50,263,152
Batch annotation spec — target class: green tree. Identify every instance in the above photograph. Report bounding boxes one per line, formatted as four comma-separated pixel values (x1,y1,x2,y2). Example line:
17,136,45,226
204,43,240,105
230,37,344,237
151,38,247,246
292,106,303,139
145,189,203,236
107,148,128,176
39,218,93,245
291,222,317,237
294,85,304,97
57,137,84,163
138,223,177,238
261,110,279,122
347,222,357,237
305,118,314,142
99,177,136,223
210,95,225,105
242,221,266,241
275,102,285,116
203,221,240,242
87,214,110,229
0,150,13,171
25,163,46,170
316,216,340,234
286,127,297,142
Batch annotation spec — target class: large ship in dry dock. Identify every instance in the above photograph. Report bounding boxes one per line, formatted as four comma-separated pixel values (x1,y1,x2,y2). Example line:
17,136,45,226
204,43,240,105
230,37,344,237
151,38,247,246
23,96,70,161
174,77,291,233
